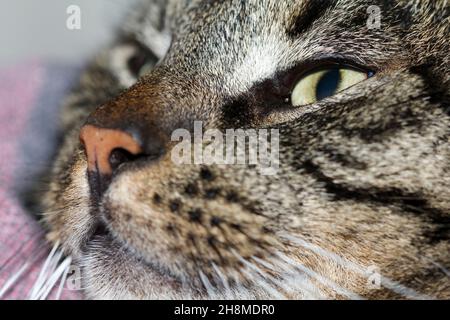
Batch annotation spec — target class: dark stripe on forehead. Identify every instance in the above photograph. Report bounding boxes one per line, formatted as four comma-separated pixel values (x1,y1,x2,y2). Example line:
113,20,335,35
288,0,337,37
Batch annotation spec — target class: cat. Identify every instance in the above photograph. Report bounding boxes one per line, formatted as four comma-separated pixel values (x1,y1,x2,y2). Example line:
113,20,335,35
39,0,449,299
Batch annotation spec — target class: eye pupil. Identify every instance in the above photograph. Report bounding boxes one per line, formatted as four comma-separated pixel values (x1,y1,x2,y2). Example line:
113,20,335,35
315,68,341,101
290,65,373,107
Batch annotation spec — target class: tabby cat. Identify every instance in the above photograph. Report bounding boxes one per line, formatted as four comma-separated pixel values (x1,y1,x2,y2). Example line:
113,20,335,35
40,0,449,299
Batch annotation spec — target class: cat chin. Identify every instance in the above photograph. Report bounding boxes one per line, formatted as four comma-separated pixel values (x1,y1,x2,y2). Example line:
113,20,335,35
79,235,193,300
79,236,277,300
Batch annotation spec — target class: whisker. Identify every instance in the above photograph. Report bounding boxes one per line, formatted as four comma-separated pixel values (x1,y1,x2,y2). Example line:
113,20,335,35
240,267,286,300
230,250,287,300
0,228,44,273
251,256,323,299
0,243,49,299
37,256,72,300
275,251,364,300
227,270,253,300
56,262,71,300
28,241,60,299
256,256,325,299
0,238,47,279
34,249,65,299
211,263,232,297
198,271,216,299
0,263,30,299
420,255,450,278
280,233,434,299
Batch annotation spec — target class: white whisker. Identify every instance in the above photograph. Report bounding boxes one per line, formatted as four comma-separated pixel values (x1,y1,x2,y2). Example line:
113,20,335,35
280,233,434,299
28,241,60,299
251,256,323,299
0,243,49,299
0,230,44,274
421,256,450,278
240,266,286,299
199,271,216,299
56,267,70,300
230,249,288,299
0,262,30,299
211,263,231,296
37,256,72,300
275,251,364,300
227,270,253,299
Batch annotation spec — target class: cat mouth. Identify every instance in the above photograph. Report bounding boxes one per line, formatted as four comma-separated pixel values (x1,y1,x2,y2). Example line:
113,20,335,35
90,219,110,239
82,218,191,298
80,169,204,298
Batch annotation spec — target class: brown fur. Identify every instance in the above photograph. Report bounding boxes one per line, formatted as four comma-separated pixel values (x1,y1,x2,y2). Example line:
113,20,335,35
40,0,449,299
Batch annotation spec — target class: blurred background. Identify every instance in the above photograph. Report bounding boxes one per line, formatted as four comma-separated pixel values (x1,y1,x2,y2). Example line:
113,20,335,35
0,0,139,67
0,1,143,300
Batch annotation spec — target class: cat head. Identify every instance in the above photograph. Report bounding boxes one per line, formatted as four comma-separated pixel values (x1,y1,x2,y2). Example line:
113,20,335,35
43,0,449,299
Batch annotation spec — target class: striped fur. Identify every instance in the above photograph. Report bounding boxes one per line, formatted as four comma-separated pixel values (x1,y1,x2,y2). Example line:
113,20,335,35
39,0,449,299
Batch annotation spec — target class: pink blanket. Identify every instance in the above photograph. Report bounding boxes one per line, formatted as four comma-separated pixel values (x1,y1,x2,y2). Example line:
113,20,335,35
0,62,82,300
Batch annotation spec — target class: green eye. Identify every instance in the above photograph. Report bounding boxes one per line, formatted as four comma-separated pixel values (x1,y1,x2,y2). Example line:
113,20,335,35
291,67,372,107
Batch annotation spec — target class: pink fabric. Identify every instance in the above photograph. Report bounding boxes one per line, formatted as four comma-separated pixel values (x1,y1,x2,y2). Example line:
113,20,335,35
0,62,82,300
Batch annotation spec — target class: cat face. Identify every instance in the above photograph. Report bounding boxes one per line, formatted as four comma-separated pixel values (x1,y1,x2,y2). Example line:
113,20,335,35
43,0,450,299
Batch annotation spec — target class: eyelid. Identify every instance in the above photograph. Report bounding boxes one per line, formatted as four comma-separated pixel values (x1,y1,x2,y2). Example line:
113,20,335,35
291,67,371,107
283,61,375,94
223,59,377,126
122,37,159,61
291,63,375,90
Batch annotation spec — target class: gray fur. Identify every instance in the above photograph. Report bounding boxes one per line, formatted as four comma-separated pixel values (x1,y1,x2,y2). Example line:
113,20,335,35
41,0,449,299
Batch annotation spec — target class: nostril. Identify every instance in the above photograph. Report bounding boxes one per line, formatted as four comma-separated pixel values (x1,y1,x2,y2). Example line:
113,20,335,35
80,124,167,200
109,148,138,172
80,125,143,175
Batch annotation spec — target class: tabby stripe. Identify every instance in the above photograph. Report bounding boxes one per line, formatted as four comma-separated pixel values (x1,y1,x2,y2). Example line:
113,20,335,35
301,160,450,244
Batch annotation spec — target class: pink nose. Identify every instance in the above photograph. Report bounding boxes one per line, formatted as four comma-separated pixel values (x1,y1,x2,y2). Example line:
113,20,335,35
80,125,143,175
